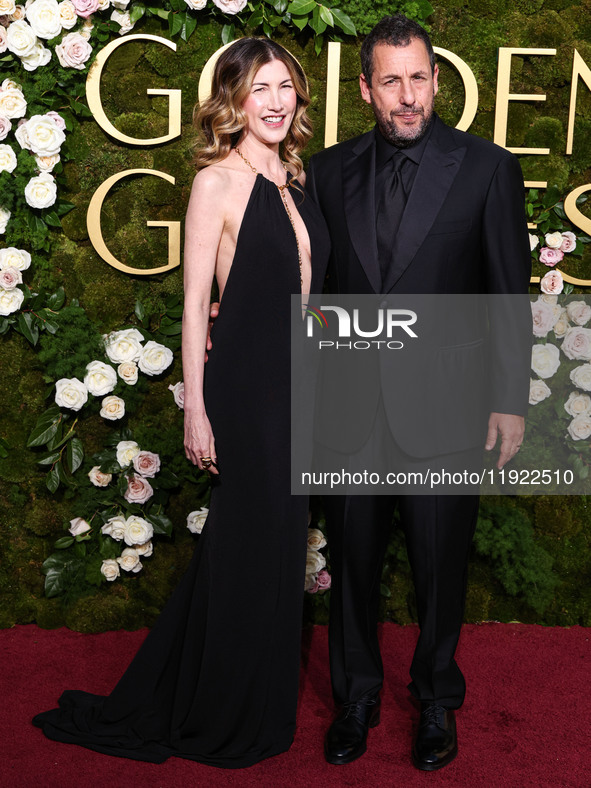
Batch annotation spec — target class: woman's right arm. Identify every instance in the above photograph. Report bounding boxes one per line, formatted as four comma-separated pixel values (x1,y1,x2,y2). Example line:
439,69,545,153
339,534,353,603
182,168,227,473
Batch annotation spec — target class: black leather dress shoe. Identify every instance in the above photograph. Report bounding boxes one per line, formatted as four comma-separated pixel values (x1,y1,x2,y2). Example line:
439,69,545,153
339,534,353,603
324,694,381,765
412,703,458,771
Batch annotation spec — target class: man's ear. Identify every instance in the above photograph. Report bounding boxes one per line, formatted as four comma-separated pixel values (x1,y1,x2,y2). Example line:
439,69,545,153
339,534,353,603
359,73,372,105
433,63,439,97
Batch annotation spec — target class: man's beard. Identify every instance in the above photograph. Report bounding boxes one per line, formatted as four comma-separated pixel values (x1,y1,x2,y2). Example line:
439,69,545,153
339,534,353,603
372,99,433,148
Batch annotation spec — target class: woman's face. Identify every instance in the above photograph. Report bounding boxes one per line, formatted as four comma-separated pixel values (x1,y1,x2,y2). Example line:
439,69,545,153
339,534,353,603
241,58,298,146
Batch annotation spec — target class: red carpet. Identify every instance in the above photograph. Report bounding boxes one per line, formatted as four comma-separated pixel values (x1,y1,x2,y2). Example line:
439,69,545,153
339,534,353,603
1,623,588,787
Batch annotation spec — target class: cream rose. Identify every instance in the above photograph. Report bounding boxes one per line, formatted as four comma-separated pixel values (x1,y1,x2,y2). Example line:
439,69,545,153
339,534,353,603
111,0,129,8
117,547,142,573
529,233,539,252
19,114,65,155
570,364,591,392
84,359,117,396
553,308,569,339
116,439,140,467
26,0,61,39
110,8,134,33
307,527,327,551
531,343,560,379
71,0,99,16
69,516,91,536
0,26,6,53
0,246,31,270
138,340,173,376
123,515,153,546
56,31,92,68
9,4,24,21
118,361,138,385
25,172,57,208
132,450,160,478
544,231,563,249
101,514,126,540
184,0,207,8
540,294,558,305
212,0,247,13
100,559,120,581
561,327,591,361
100,394,125,420
0,115,11,140
135,540,153,557
566,300,591,327
79,16,92,38
54,377,88,410
529,378,551,405
35,152,60,171
304,573,318,592
0,285,24,314
564,391,591,418
88,465,112,486
0,206,9,233
0,266,22,289
531,300,557,338
103,327,143,363
0,143,17,172
560,231,577,254
187,507,208,534
540,270,563,295
6,19,37,58
168,381,184,409
0,80,26,118
123,473,153,505
58,0,77,28
97,0,110,9
306,548,326,575
567,414,591,441
0,2,16,17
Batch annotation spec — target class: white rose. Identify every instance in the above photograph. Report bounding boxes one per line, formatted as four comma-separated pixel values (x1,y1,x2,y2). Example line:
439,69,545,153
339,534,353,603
539,294,558,306
35,152,60,171
123,474,153,505
529,234,539,252
184,0,207,8
0,2,16,17
138,340,173,376
0,285,24,314
531,299,558,338
101,514,126,540
21,41,52,73
529,378,551,405
25,0,61,38
88,465,112,486
0,206,11,233
544,231,563,249
168,381,184,409
564,391,591,417
566,300,591,327
79,16,91,38
0,142,17,172
306,548,326,575
0,266,22,289
531,343,560,379
97,0,110,9
540,270,563,295
553,308,569,339
187,507,208,534
20,114,65,156
110,0,129,8
58,0,77,28
25,172,57,208
560,231,577,254
567,414,591,441
307,527,327,550
56,31,92,69
54,377,88,410
304,572,318,592
0,115,11,140
0,246,31,270
117,547,142,573
135,540,153,557
100,394,125,420
132,450,160,478
84,359,117,395
570,364,591,392
562,327,591,361
0,81,26,118
100,559,120,581
15,119,30,150
69,516,91,536
116,439,140,467
0,26,6,53
6,19,37,57
103,327,143,363
212,0,247,13
110,8,134,33
123,515,153,546
118,361,138,385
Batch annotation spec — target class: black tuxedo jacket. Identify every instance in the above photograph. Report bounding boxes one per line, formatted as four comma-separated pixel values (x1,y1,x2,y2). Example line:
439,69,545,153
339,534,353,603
306,115,532,457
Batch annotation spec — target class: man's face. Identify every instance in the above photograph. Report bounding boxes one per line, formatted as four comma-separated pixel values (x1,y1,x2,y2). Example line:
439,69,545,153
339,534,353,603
360,39,438,147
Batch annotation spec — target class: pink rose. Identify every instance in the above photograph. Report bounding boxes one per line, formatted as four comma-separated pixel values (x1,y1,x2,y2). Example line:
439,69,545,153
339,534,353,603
531,300,557,338
69,517,91,536
540,270,563,295
560,231,577,254
566,300,591,327
539,247,564,267
561,327,591,361
0,266,22,289
56,32,92,69
123,473,154,505
71,0,99,17
45,110,66,131
316,569,331,590
132,450,161,478
0,114,10,140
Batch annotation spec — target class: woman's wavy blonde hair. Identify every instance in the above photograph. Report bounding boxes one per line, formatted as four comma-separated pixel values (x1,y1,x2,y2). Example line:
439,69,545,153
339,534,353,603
192,38,312,177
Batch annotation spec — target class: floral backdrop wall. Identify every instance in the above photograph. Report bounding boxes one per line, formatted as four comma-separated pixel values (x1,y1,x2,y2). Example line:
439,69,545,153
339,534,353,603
0,0,590,633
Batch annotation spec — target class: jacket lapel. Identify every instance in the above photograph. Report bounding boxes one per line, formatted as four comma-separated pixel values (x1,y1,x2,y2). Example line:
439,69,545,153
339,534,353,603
342,132,381,293
383,117,467,293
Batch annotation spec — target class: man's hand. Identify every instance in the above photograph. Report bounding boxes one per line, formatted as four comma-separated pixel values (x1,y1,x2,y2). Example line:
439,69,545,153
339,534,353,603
204,302,220,362
485,412,525,469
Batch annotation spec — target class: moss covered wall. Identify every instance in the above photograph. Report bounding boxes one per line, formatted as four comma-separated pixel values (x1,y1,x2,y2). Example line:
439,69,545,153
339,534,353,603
1,1,590,632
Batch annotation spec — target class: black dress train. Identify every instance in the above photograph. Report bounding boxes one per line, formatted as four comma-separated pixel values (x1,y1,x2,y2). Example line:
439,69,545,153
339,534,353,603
33,174,330,768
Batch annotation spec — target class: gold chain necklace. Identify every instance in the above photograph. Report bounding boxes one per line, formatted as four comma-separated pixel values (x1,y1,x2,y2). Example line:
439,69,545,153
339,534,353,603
234,147,302,287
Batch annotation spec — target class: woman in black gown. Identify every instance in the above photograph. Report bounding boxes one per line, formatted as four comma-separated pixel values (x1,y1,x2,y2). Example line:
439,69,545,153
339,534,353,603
33,38,329,768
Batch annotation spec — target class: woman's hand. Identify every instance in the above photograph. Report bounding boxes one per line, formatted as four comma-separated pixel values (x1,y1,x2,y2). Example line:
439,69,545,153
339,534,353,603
184,410,219,474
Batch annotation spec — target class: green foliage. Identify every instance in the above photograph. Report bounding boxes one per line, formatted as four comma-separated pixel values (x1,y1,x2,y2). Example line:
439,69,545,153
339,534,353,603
339,0,433,35
36,303,104,380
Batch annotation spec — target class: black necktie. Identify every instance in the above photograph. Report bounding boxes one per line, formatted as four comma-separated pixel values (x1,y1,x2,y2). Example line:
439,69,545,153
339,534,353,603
376,151,407,278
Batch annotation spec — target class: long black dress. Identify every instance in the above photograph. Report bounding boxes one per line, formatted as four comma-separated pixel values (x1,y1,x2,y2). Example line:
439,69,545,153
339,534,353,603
32,174,330,768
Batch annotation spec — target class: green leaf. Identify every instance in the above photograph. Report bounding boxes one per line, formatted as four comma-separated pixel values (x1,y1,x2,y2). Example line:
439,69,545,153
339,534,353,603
47,287,65,311
44,569,65,598
318,5,334,26
169,0,186,10
56,201,75,216
330,7,356,35
271,0,288,13
46,465,60,493
181,14,197,42
380,583,392,598
37,451,61,466
67,437,84,474
44,211,62,228
28,405,62,447
314,33,324,55
287,0,316,13
310,5,327,34
248,8,265,26
54,536,75,549
147,6,170,20
147,512,173,537
17,312,40,346
169,12,184,36
221,23,235,45
130,3,146,23
291,13,308,29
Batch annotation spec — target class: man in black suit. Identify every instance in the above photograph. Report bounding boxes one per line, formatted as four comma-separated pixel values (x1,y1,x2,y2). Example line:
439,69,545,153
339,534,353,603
306,15,531,771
